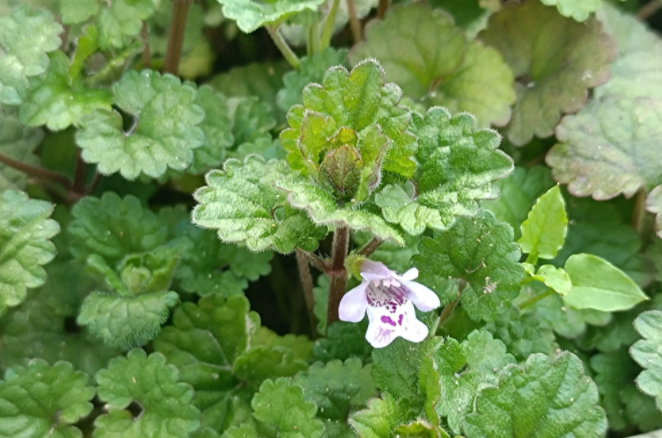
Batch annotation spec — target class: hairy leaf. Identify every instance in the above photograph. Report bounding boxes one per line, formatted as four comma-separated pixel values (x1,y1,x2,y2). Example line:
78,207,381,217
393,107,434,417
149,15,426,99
96,0,155,49
540,0,600,22
348,394,410,438
484,307,557,361
631,310,662,410
189,85,234,174
590,352,638,431
313,321,373,363
61,0,98,24
0,107,43,191
216,0,326,33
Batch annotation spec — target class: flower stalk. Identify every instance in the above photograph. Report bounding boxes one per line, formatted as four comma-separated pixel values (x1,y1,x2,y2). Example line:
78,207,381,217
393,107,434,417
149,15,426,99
296,249,318,337
164,0,193,75
326,226,350,328
266,25,300,69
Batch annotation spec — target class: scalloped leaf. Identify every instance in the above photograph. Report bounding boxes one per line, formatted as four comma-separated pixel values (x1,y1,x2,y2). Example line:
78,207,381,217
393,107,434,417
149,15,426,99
61,0,98,24
349,4,514,127
95,349,201,438
96,0,155,49
0,107,43,192
0,6,62,105
375,107,513,235
216,0,326,33
0,360,95,438
192,155,327,253
76,70,205,180
647,185,662,239
478,0,615,145
540,0,600,22
631,310,662,411
0,190,59,315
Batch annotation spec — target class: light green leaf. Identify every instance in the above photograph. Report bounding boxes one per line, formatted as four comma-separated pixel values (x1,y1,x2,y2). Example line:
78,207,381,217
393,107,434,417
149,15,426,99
61,0,99,24
76,70,205,180
483,166,555,240
547,96,662,199
277,48,348,112
96,0,155,49
434,330,516,435
252,378,325,438
647,185,662,239
95,349,201,438
19,51,112,130
534,264,571,295
478,0,615,145
631,310,662,411
0,107,43,192
0,360,95,438
463,352,607,438
292,358,376,420
192,155,327,253
414,209,524,322
154,295,259,431
349,4,514,127
189,85,234,174
563,253,648,311
69,193,168,266
518,185,567,261
276,174,403,244
540,0,600,22
0,190,59,314
348,393,410,438
0,6,62,105
376,107,513,235
215,0,326,33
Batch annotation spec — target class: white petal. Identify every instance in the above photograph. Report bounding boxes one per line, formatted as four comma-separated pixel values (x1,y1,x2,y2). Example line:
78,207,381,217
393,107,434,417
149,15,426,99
365,320,398,348
404,280,441,312
398,268,419,281
359,260,393,281
399,303,429,343
338,282,369,322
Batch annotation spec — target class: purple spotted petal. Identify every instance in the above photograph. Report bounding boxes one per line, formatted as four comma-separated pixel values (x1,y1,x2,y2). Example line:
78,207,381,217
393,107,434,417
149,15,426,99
339,282,369,322
359,260,393,281
364,300,428,348
404,280,441,312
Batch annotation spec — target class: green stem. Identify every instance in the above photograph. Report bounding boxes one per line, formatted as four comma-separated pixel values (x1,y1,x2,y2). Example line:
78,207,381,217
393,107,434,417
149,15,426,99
164,0,193,75
326,226,350,329
266,25,300,69
633,188,648,236
346,0,362,43
320,0,341,50
518,289,555,310
524,251,538,266
140,21,151,69
296,249,318,338
0,152,72,190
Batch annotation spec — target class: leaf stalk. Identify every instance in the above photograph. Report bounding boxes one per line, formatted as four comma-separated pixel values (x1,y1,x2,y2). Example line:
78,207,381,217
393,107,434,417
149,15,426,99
296,249,319,337
320,0,341,50
164,0,193,75
266,25,300,69
346,0,362,43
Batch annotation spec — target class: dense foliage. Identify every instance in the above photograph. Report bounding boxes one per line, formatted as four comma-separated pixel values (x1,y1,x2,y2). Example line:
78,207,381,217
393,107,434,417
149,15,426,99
0,0,661,437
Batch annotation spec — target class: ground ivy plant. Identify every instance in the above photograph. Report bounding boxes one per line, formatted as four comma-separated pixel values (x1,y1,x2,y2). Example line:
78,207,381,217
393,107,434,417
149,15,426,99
1,0,662,437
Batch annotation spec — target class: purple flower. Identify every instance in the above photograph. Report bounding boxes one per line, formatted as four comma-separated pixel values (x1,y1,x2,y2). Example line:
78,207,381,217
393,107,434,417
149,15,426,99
338,260,441,348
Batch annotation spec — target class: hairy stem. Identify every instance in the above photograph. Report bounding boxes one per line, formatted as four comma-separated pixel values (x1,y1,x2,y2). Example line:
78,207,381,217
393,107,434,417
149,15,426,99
266,25,300,69
297,249,330,272
638,0,662,20
346,0,362,43
296,250,318,337
357,237,382,257
0,153,72,190
518,288,555,310
326,226,350,329
320,0,341,50
164,0,193,75
377,0,390,19
140,21,151,69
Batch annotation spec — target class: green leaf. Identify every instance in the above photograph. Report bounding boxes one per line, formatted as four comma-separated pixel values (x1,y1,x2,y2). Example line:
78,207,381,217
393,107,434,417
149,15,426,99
463,352,607,438
533,264,571,296
518,185,567,261
0,190,59,314
0,107,43,192
478,0,615,145
69,193,168,266
228,96,277,148
216,0,326,33
349,4,514,127
313,321,373,363
0,360,95,438
192,155,327,253
252,378,325,438
547,96,662,199
292,359,376,420
279,60,416,198
154,295,259,431
61,0,98,24
414,209,524,322
95,349,201,438
647,185,662,239
77,289,179,349
277,48,348,112
631,310,662,410
621,385,662,432
484,307,557,361
483,166,555,240
539,0,600,22
232,345,309,386
0,6,62,105
434,330,515,435
276,174,403,244
348,393,410,438
563,253,648,311
96,0,155,49
376,107,513,235
76,70,205,180
590,352,638,431
232,138,286,161
188,85,234,174
18,51,112,131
